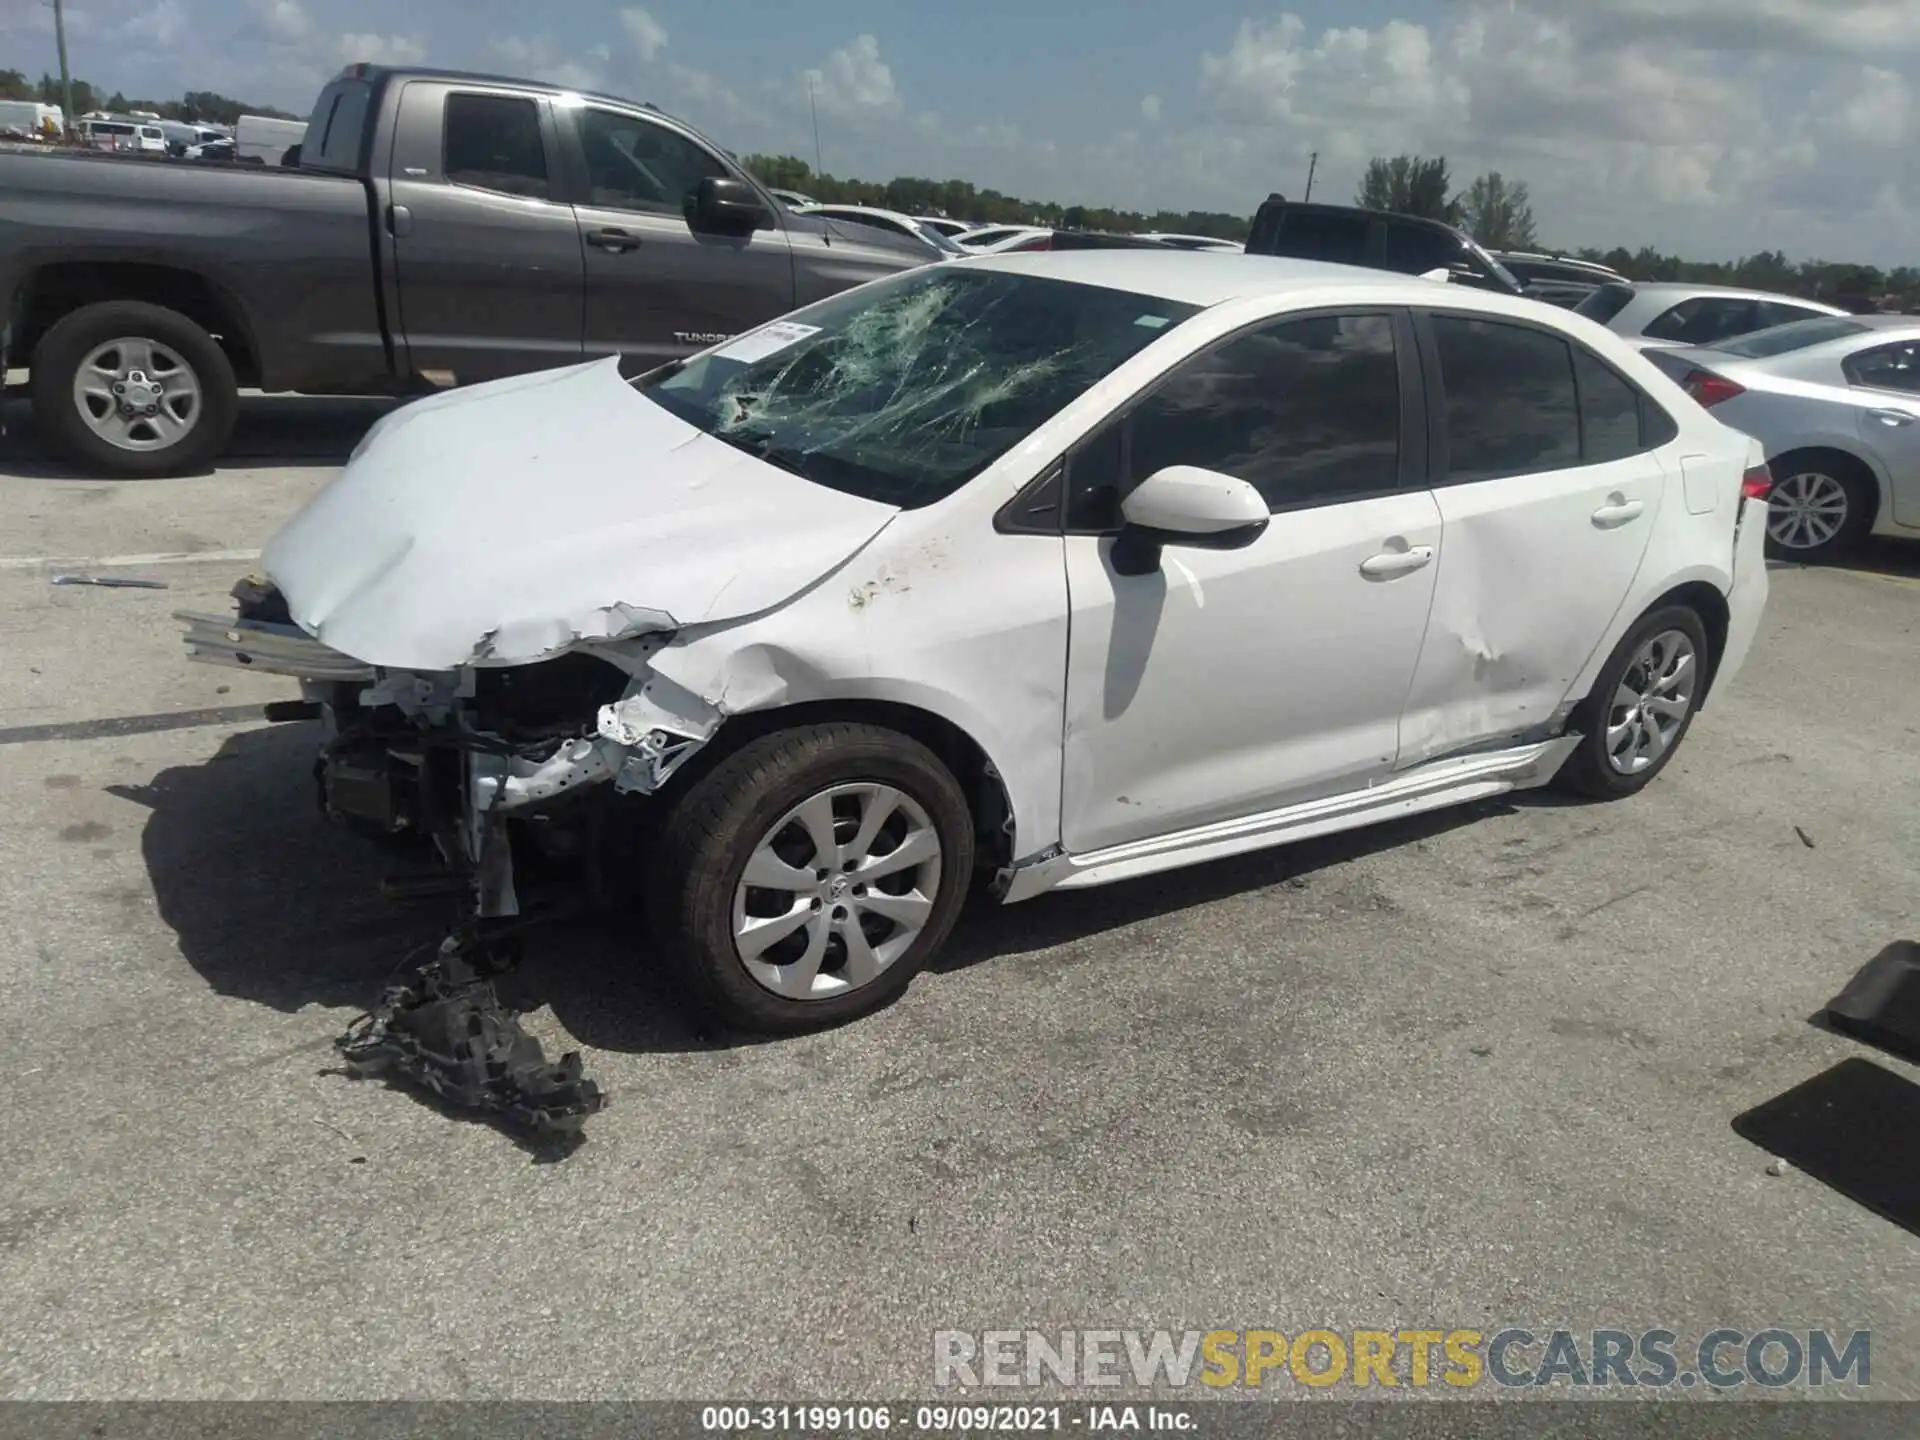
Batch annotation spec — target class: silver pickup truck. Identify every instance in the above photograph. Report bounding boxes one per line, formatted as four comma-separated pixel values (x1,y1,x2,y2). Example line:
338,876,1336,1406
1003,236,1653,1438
0,64,927,476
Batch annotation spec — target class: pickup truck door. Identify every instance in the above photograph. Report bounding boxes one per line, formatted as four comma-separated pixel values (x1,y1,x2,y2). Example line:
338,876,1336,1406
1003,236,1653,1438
557,103,797,366
384,82,585,383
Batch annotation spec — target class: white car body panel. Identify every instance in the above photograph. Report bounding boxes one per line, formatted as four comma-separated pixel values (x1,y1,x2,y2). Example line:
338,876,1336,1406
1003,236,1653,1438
231,251,1767,907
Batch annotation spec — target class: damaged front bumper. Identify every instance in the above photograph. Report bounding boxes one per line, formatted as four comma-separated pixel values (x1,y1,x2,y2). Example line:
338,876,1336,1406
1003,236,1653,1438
175,587,730,918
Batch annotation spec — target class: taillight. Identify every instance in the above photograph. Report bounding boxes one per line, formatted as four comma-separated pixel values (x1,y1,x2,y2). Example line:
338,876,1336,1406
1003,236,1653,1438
1683,369,1745,408
1741,465,1773,502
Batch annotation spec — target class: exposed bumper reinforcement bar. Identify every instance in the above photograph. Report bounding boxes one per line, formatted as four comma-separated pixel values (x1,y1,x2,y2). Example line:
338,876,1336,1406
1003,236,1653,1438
175,610,376,683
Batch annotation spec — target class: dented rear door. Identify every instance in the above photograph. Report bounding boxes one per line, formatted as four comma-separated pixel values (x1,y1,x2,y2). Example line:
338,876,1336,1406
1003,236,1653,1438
1396,311,1666,767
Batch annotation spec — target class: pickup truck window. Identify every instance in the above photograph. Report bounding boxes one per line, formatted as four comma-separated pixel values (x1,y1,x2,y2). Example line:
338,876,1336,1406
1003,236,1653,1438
579,107,726,213
444,93,550,201
308,79,372,171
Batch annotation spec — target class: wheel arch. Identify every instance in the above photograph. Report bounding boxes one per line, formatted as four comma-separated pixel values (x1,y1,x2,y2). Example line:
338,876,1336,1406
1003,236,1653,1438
15,261,264,387
1642,579,1732,702
1768,442,1890,530
652,696,1021,872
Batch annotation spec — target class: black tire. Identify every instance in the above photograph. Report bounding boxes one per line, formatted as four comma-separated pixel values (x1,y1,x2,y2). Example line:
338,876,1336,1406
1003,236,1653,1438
646,723,976,1034
30,301,238,478
1762,450,1875,564
1556,604,1711,801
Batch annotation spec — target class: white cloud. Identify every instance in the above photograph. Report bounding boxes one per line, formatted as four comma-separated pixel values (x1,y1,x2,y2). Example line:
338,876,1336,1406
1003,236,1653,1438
1183,1,1919,263
489,35,605,93
620,7,669,64
245,0,312,45
1140,93,1162,121
336,32,428,68
125,1,188,48
803,34,900,119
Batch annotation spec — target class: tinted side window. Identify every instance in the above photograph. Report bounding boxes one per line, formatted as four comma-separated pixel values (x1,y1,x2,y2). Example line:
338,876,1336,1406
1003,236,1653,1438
1432,315,1580,481
1643,297,1759,345
579,108,726,211
1572,347,1643,462
1067,313,1401,527
1845,341,1920,394
1384,224,1459,275
1272,210,1372,262
445,93,549,199
1756,301,1830,329
1575,283,1635,325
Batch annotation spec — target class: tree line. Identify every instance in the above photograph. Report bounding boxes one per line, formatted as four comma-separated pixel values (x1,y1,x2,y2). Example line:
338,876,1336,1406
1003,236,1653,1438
0,65,299,125
747,150,1915,312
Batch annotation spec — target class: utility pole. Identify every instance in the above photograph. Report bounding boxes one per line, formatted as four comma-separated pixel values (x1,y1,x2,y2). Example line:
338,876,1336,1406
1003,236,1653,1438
1303,151,1318,202
52,0,76,135
808,75,824,178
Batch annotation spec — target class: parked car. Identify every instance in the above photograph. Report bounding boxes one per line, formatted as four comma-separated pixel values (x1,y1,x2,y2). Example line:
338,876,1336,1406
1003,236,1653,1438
1574,282,1847,351
1244,196,1525,295
767,187,817,208
914,216,971,238
178,251,1769,1033
0,64,928,477
1641,315,1920,561
1490,251,1625,308
953,224,1048,250
1138,232,1242,252
791,203,968,257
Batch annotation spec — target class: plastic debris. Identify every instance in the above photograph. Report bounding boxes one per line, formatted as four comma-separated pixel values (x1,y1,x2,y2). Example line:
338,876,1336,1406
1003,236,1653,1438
52,574,169,589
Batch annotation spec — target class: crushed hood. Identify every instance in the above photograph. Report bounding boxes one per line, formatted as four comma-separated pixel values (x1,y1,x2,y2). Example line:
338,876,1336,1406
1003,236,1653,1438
262,359,899,670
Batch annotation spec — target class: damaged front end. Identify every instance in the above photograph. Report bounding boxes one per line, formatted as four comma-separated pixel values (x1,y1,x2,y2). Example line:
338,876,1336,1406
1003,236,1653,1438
175,578,745,1142
176,578,728,919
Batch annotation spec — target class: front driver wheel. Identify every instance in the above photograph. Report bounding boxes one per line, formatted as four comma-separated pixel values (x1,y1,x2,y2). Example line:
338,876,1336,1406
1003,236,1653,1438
1556,605,1710,801
646,723,975,1034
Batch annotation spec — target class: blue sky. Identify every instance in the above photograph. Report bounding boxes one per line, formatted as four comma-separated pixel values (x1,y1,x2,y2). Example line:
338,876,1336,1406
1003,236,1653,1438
4,0,1917,263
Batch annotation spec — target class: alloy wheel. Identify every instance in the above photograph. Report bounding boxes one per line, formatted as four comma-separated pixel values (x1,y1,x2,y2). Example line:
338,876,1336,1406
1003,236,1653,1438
1606,629,1697,776
1766,470,1849,552
732,783,944,1000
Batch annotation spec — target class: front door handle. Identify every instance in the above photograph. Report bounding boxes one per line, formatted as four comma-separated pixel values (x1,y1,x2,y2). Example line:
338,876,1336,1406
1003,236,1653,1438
1867,408,1917,427
586,227,641,253
385,203,411,238
1592,496,1646,527
1358,545,1434,579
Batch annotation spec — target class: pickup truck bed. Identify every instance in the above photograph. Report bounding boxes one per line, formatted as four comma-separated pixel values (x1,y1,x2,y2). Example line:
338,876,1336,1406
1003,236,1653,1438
0,65,926,477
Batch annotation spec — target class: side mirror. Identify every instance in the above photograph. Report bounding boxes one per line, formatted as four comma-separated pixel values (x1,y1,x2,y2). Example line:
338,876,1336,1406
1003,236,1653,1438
1111,465,1269,577
1420,267,1453,283
688,176,770,234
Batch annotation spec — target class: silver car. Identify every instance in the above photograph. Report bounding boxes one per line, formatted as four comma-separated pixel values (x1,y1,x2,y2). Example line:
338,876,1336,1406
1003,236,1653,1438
1644,315,1920,561
1576,281,1847,351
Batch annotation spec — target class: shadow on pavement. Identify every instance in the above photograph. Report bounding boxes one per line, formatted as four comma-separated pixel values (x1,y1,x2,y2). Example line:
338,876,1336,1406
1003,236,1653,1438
119,723,1515,1061
1766,537,1920,582
0,393,400,477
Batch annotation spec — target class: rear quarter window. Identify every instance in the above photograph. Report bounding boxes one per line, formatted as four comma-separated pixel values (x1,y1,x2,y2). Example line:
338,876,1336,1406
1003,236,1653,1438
1575,284,1635,326
306,79,373,172
1266,210,1372,263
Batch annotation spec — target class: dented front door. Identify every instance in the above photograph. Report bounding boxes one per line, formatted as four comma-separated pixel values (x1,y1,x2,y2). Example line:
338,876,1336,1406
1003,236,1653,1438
1056,310,1442,856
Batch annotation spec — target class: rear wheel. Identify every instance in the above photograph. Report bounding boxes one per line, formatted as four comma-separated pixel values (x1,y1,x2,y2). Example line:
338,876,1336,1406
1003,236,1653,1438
1556,605,1710,801
646,723,975,1033
1764,451,1875,563
30,301,238,477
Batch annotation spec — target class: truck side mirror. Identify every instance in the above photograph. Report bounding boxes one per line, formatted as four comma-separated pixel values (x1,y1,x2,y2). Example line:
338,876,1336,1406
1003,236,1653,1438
688,177,770,235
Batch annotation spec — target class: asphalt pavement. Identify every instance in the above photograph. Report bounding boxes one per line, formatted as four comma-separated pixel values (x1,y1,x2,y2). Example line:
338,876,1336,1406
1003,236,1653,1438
1,394,1917,1402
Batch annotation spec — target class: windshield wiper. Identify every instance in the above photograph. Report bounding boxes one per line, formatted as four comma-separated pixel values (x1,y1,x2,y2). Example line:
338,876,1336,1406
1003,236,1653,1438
711,426,812,479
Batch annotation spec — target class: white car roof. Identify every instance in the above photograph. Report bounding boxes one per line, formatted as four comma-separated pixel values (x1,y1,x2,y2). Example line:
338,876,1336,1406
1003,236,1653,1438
797,204,923,225
958,250,1539,313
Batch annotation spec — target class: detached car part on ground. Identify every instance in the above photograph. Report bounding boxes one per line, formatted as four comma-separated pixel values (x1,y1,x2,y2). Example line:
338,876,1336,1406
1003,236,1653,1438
179,253,1771,1035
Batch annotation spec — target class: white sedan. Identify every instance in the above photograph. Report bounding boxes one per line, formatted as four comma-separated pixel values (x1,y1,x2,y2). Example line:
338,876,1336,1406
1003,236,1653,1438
181,253,1771,1033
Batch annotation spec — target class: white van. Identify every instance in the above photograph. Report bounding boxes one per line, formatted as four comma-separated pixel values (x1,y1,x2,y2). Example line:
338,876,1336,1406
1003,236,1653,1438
233,114,307,165
75,117,167,153
0,100,63,138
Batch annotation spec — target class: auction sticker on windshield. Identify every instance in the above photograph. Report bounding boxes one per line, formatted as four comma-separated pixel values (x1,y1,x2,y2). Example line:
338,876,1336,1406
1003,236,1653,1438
715,321,822,364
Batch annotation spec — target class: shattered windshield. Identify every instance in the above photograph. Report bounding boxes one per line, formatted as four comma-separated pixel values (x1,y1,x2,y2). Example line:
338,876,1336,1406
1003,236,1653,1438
643,268,1200,508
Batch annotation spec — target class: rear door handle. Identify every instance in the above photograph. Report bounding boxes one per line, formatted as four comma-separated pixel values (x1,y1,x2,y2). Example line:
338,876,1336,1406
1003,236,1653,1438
1358,545,1434,579
1592,498,1646,527
1867,408,1916,427
586,227,641,253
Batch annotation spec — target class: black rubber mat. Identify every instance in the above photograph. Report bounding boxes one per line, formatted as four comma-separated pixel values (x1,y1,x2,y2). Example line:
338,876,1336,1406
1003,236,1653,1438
1732,1057,1920,1236
1825,940,1920,1066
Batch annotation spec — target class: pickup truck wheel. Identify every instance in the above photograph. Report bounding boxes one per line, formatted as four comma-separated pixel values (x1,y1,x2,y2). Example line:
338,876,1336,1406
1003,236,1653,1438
31,302,238,477
645,723,975,1035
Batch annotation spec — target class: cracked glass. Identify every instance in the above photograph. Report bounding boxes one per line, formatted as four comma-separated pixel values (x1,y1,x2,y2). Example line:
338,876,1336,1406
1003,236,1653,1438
642,268,1199,508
